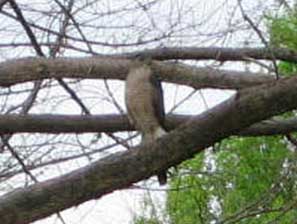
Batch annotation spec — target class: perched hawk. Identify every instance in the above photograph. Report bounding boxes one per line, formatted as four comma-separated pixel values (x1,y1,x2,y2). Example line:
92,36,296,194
125,62,167,185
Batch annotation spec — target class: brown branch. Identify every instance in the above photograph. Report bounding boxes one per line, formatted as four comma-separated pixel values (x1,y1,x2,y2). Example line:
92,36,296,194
9,0,43,56
120,47,297,62
0,57,274,89
0,114,297,137
1,75,297,224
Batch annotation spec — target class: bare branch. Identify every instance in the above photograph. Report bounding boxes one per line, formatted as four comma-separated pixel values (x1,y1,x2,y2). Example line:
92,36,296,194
0,113,297,137
120,47,297,62
0,56,274,89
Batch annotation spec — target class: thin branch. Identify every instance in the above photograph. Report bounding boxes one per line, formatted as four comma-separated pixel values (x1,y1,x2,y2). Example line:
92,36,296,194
9,0,43,55
237,0,279,78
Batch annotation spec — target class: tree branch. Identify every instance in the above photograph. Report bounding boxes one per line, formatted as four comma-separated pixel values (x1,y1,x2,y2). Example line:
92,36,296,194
0,56,274,89
0,113,296,137
1,75,297,224
120,47,297,62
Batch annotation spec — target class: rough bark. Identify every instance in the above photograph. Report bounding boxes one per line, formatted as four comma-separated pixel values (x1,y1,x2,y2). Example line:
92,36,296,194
1,75,297,224
0,113,297,137
0,56,274,89
120,47,297,62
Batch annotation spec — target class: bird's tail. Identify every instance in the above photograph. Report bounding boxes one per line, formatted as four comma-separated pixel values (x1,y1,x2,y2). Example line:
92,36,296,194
157,170,167,185
153,126,167,139
154,127,167,185
142,127,167,143
142,127,168,185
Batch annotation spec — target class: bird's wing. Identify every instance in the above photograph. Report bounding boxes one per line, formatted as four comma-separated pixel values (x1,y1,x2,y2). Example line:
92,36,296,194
149,73,166,129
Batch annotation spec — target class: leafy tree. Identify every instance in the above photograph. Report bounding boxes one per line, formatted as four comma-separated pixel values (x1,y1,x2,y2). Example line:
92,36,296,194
167,137,297,223
268,7,297,76
163,6,297,224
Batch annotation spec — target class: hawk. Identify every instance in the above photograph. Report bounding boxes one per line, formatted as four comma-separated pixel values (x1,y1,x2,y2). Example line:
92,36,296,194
125,62,167,185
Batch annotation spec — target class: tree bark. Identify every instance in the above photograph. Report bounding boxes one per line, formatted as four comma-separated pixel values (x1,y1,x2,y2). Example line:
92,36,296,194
1,75,297,224
0,113,297,136
0,56,274,89
120,47,297,62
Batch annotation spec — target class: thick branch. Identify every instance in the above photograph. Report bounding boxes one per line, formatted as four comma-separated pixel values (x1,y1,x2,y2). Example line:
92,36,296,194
152,61,274,89
121,47,297,62
0,113,296,137
0,56,274,89
1,75,297,224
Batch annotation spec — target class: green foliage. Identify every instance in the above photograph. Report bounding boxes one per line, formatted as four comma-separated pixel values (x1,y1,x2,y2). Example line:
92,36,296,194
268,12,297,50
135,10,297,224
277,61,297,76
167,136,297,224
133,217,161,224
167,154,211,224
267,10,297,76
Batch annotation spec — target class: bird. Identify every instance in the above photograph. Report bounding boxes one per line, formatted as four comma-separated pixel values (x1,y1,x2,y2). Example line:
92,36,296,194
125,61,167,185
